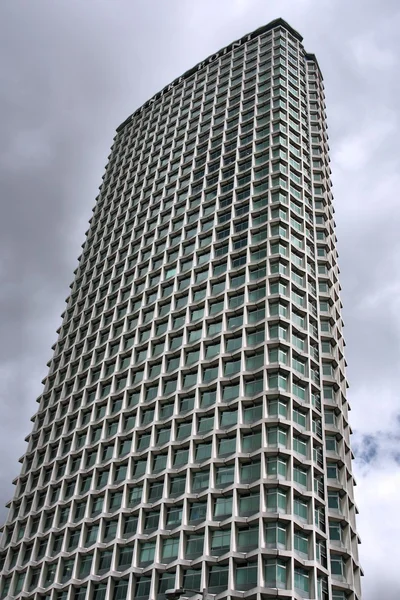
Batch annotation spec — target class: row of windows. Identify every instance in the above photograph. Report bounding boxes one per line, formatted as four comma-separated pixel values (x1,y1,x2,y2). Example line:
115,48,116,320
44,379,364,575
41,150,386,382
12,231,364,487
98,124,310,230
45,346,337,408
2,568,348,600
18,429,350,515
94,165,326,241
105,126,312,220
28,394,348,485
60,281,322,362
119,77,309,157
90,169,315,261
84,188,328,272
111,117,307,192
77,243,322,307
70,239,324,337
83,197,324,280
35,356,344,449
69,256,319,330
32,389,348,478
46,353,326,409
4,482,350,567
73,232,325,329
60,290,326,374
106,132,309,226
11,459,348,523
84,165,324,273
74,229,322,306
77,192,330,306
49,312,323,392
37,371,324,446
114,34,302,141
20,434,327,497
29,397,342,463
123,78,308,147
46,320,338,415
2,555,347,600
3,520,330,573
111,86,309,169
20,407,340,502
8,451,338,539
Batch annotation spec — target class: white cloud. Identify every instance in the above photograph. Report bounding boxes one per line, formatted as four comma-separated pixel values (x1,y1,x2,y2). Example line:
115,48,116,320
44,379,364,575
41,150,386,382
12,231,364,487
350,31,397,70
1,129,52,169
332,116,396,171
354,453,400,599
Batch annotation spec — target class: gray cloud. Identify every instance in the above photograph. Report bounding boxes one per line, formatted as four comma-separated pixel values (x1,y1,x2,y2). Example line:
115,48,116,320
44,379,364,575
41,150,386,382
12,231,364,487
0,1,399,598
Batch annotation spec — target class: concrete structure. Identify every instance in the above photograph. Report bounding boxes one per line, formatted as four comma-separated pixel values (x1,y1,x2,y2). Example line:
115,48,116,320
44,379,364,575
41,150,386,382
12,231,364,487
0,18,362,600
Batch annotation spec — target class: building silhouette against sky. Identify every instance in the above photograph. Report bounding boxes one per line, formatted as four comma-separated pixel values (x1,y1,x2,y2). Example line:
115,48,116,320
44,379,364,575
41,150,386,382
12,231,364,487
0,18,362,600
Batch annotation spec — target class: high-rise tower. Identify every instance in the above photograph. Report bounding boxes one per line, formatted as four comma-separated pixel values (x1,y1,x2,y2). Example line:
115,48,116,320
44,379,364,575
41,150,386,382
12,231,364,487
0,18,362,600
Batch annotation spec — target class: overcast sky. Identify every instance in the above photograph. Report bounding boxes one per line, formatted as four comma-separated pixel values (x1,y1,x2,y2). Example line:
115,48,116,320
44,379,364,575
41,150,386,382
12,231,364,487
0,1,399,598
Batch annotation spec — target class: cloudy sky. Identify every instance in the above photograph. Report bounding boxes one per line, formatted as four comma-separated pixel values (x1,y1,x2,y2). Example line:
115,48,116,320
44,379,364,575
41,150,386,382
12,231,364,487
0,0,399,597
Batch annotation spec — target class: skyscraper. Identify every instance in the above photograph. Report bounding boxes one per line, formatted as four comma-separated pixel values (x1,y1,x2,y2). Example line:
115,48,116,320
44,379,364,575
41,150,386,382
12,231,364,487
0,17,362,600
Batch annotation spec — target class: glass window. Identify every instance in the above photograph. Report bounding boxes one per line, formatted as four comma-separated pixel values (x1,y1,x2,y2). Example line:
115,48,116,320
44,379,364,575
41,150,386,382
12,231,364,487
294,531,309,557
294,496,308,521
267,426,287,447
166,505,183,528
218,436,236,457
242,431,261,452
203,365,218,382
328,491,340,511
293,465,308,487
183,372,198,388
170,475,186,497
180,395,195,413
174,448,189,466
205,341,220,358
266,456,287,478
183,569,201,591
186,534,204,558
211,529,231,554
268,398,287,418
264,559,287,589
192,470,209,492
139,541,156,564
293,407,306,427
162,537,179,561
189,501,207,523
214,496,232,519
224,358,241,376
123,515,138,537
293,436,307,456
208,321,222,336
186,348,200,365
220,409,237,428
238,493,260,517
265,522,287,549
266,487,287,513
240,460,260,482
97,550,112,574
247,327,265,346
222,383,239,401
294,567,310,595
177,421,192,440
208,566,229,592
215,465,235,487
195,442,212,462
226,335,242,352
268,372,288,391
118,546,133,570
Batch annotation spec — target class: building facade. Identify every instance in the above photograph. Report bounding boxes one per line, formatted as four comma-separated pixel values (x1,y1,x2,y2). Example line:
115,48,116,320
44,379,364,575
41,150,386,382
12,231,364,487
0,18,362,600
